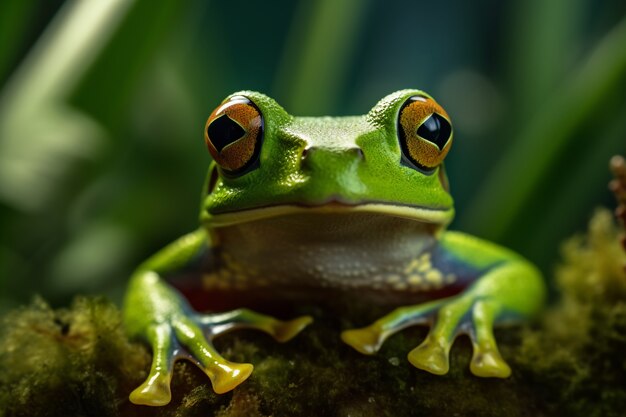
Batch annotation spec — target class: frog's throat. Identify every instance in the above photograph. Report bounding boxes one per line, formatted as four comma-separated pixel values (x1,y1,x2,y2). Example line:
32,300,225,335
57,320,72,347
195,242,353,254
202,203,454,228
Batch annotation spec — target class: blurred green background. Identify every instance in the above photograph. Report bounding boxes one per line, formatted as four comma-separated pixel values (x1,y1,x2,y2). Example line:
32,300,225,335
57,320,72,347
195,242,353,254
0,0,625,311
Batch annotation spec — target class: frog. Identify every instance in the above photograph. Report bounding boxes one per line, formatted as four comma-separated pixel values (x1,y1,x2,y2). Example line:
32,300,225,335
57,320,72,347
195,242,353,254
123,89,546,406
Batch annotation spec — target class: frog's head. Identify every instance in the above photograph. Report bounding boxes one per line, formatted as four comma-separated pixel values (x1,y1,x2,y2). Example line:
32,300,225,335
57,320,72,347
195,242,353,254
200,90,454,229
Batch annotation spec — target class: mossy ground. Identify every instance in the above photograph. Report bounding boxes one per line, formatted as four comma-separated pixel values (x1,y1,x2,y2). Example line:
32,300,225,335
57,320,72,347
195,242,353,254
1,209,626,417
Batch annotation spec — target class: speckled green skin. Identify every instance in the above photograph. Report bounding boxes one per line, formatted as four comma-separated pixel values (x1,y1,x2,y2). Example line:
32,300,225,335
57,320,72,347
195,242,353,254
201,90,452,218
123,90,546,407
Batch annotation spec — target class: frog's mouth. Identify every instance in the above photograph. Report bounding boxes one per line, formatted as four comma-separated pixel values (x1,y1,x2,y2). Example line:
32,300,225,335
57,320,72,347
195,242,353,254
203,200,454,228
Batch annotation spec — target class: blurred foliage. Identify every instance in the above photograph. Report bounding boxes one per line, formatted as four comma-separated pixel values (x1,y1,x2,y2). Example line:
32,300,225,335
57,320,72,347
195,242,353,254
0,0,625,310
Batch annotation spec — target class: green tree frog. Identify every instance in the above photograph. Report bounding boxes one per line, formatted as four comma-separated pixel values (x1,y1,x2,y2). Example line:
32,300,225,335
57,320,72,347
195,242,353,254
123,90,546,406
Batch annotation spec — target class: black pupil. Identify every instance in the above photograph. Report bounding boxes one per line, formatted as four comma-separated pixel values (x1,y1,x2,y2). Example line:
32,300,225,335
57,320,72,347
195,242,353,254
207,114,246,152
416,113,451,150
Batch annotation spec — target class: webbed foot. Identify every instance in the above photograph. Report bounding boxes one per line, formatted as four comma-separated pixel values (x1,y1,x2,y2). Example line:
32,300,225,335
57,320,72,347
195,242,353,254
130,309,312,406
341,296,511,378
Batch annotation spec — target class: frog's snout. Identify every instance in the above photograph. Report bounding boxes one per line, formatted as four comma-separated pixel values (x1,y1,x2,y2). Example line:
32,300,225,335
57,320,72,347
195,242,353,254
299,146,365,186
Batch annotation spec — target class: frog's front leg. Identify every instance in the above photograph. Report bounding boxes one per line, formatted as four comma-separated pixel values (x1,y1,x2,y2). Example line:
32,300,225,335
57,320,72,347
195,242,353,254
342,232,546,378
124,229,312,406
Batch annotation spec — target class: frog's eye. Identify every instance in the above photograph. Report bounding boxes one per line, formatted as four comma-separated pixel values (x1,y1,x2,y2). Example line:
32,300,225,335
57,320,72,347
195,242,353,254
204,96,263,175
397,95,453,171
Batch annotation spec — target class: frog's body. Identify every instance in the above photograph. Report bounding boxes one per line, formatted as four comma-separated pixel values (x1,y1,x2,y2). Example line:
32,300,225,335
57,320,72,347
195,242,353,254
124,90,546,406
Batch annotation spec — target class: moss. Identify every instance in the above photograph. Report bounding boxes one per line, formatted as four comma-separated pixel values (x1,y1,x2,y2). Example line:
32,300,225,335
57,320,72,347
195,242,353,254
512,209,626,417
1,209,626,416
0,297,137,416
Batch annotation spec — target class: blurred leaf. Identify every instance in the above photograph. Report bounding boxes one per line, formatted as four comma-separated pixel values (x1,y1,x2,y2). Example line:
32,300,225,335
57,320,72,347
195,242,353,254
0,0,37,84
463,15,626,242
70,0,186,132
274,0,372,115
0,0,133,211
505,0,585,118
0,0,188,307
0,0,187,212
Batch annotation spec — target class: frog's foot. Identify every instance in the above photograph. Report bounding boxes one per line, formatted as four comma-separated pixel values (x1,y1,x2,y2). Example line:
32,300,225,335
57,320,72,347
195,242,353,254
130,309,312,406
341,297,511,378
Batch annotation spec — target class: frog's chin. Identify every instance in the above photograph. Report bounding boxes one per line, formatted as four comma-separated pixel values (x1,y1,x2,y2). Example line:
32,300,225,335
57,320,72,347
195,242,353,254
202,202,454,228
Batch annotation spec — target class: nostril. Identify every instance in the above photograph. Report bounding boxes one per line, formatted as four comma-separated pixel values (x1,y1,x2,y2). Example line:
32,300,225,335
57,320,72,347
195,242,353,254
301,148,309,159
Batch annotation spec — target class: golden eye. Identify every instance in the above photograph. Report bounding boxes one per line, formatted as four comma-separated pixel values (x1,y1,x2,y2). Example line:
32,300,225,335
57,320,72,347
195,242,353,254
204,96,263,175
397,95,453,171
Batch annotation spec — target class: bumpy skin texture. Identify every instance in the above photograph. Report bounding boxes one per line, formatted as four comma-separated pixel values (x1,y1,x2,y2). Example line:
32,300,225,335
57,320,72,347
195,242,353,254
123,90,546,406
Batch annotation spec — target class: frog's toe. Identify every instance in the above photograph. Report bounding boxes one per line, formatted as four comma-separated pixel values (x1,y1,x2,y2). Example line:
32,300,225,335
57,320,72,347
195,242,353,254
129,323,176,406
207,361,254,394
173,316,253,394
470,348,511,377
403,297,475,375
408,338,450,375
271,315,313,342
468,299,511,378
129,373,172,406
200,308,312,342
342,301,443,355
341,326,385,354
